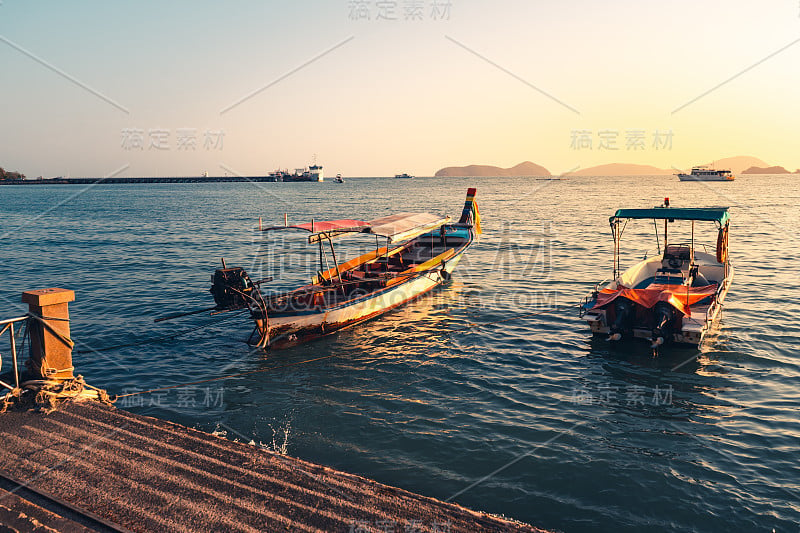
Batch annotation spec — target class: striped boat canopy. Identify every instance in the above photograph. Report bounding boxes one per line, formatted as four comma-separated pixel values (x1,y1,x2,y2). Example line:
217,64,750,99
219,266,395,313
263,214,450,244
365,213,451,243
262,219,370,243
277,220,370,233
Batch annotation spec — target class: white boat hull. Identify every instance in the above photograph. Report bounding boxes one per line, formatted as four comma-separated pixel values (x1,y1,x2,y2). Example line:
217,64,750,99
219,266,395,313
259,250,466,348
678,174,734,182
581,251,733,348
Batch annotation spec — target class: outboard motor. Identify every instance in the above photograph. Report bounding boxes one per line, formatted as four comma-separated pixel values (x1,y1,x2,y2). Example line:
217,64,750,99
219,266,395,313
607,297,634,341
651,301,676,349
210,267,257,311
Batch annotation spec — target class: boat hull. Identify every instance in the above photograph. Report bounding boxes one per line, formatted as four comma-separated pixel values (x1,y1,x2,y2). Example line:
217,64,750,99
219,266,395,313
259,247,467,349
581,256,733,348
677,174,734,181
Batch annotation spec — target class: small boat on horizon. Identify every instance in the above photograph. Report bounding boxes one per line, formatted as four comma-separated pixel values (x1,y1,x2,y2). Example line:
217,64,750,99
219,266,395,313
334,173,344,183
580,198,733,351
677,165,735,181
395,173,414,179
206,188,482,349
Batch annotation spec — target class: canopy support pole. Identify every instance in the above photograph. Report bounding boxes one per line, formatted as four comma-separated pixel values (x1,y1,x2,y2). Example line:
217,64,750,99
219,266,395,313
326,236,345,296
611,219,620,281
318,239,324,275
653,218,661,255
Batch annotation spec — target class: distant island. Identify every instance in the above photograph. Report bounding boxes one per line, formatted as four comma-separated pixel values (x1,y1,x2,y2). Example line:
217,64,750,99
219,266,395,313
567,156,774,176
742,165,800,174
710,156,768,174
434,161,550,177
433,155,800,177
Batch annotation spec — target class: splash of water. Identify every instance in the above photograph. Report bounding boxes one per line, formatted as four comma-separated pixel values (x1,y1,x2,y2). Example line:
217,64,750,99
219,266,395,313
267,421,291,455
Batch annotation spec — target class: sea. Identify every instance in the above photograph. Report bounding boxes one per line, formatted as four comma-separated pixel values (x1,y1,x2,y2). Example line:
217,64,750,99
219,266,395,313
1,175,798,532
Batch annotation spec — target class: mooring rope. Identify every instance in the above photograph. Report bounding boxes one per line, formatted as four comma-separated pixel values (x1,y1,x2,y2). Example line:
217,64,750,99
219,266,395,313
0,309,248,412
113,305,572,401
114,353,343,399
3,295,573,407
73,309,249,354
1,375,113,414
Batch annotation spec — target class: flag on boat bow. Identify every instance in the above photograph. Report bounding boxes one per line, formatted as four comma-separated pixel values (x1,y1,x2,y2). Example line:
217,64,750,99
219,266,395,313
459,188,482,234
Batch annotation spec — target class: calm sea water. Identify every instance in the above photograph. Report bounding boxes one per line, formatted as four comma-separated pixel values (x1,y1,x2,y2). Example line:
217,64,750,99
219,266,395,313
1,176,798,532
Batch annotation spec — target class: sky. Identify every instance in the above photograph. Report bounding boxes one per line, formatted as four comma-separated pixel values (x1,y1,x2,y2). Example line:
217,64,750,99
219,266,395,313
1,0,799,178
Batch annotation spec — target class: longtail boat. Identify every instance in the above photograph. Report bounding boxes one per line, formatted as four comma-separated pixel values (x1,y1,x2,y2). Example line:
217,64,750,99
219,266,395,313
579,198,733,351
209,188,481,348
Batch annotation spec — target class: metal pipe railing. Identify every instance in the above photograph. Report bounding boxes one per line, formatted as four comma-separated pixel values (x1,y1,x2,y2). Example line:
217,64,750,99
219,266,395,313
0,316,28,390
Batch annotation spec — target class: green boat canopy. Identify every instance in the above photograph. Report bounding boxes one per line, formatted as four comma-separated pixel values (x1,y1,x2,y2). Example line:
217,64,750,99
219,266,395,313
611,207,729,226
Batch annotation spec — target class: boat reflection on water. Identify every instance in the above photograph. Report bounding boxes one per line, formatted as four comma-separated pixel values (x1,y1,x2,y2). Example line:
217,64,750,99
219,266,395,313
582,335,738,423
586,335,702,373
321,279,471,359
254,279,471,433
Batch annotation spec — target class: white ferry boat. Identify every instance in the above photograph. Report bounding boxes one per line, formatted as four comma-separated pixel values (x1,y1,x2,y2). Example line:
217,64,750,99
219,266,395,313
677,166,735,181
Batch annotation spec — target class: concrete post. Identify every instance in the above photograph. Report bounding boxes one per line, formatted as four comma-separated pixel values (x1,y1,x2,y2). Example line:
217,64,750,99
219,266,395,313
21,288,75,381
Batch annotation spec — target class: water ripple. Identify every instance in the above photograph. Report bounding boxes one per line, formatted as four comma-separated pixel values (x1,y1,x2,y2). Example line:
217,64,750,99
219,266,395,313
1,177,798,531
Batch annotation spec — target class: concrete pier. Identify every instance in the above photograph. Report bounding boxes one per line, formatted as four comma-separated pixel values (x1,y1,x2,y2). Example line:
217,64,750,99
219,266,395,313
22,288,76,381
0,176,286,185
0,486,97,532
1,289,547,532
0,401,546,532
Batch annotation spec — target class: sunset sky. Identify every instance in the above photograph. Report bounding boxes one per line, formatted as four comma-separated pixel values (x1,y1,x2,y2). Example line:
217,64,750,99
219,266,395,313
2,1,799,177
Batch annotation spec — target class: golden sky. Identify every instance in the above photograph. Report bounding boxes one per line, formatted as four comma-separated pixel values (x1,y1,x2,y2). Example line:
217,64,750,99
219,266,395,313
2,1,799,177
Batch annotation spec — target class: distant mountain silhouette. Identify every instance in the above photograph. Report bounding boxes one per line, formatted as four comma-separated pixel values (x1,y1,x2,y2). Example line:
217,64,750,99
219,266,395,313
435,156,794,177
434,161,550,177
708,156,768,174
742,165,791,174
564,157,776,176
566,163,673,176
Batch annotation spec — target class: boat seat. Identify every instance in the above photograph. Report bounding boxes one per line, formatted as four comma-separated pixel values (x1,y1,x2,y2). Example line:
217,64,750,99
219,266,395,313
653,267,687,285
404,247,450,263
662,244,690,271
364,262,385,272
653,275,685,285
343,270,367,280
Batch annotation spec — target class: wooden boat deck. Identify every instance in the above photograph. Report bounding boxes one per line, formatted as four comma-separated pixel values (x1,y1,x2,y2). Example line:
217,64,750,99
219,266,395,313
272,237,469,311
0,400,547,532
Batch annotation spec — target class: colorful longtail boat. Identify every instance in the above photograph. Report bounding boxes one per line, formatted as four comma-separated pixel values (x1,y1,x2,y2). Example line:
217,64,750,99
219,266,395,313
209,188,481,348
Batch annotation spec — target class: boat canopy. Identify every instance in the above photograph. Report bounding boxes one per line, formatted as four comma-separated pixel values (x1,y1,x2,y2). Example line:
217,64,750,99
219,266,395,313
263,213,450,244
275,220,370,233
611,207,729,226
364,212,450,243
262,219,369,242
